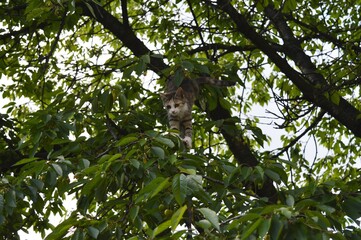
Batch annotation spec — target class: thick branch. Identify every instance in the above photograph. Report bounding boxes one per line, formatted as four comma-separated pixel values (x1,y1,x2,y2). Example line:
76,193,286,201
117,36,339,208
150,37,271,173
78,1,167,74
263,6,324,85
206,101,278,202
214,0,361,138
76,1,277,202
273,110,326,158
286,14,361,54
78,2,277,202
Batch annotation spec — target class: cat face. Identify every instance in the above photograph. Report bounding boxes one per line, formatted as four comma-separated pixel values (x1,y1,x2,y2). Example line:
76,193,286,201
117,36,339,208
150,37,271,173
164,98,188,118
160,87,189,118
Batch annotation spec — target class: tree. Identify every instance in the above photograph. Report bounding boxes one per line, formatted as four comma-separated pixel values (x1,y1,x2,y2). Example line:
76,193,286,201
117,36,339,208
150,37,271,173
0,0,360,238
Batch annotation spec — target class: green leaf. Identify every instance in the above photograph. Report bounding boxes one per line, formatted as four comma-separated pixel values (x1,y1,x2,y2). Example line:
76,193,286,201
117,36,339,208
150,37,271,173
330,92,340,105
116,136,138,147
342,196,361,222
286,195,295,207
82,174,102,195
264,169,280,182
0,195,3,213
95,178,108,202
185,175,203,194
12,157,39,166
141,54,150,64
317,204,335,214
130,205,140,222
279,207,292,219
225,166,241,186
197,219,212,230
151,220,171,238
45,216,77,240
172,174,187,205
84,2,97,18
269,216,283,240
255,166,264,180
87,226,99,239
174,69,184,87
241,218,262,240
228,213,261,230
79,159,90,169
51,163,63,176
151,146,165,159
31,179,44,190
71,229,84,240
129,159,140,169
135,55,149,75
102,90,113,113
171,205,187,231
198,208,220,231
258,218,271,238
119,93,128,109
135,177,170,203
178,166,196,175
219,98,232,111
295,199,318,211
150,178,171,198
108,153,123,162
183,175,212,203
182,60,194,71
154,136,175,148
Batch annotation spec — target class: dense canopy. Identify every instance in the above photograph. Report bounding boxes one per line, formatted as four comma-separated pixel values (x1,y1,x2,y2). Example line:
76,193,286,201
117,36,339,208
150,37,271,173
0,0,360,239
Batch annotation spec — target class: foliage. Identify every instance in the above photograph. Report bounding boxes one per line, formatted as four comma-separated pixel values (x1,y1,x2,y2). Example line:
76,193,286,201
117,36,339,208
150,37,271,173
0,0,360,239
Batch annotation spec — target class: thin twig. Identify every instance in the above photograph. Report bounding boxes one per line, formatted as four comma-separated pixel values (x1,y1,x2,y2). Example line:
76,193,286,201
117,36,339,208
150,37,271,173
121,0,129,26
186,0,210,59
272,110,326,158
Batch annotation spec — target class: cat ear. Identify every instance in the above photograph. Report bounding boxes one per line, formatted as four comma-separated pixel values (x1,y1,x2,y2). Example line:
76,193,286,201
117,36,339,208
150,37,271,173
175,87,184,98
160,92,172,103
160,93,167,102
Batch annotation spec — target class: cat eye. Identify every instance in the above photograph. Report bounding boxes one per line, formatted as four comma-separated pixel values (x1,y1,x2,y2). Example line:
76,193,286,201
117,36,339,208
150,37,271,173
174,104,179,108
166,105,171,109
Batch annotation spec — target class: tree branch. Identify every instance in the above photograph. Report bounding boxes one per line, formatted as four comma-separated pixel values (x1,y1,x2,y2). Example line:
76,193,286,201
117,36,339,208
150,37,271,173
121,0,129,26
213,0,361,138
285,14,361,54
187,43,257,55
78,1,168,74
78,1,278,202
273,110,326,158
186,0,210,59
0,22,48,42
206,100,278,202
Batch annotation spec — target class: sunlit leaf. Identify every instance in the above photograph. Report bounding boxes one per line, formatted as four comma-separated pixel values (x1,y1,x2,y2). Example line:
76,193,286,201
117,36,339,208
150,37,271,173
12,157,39,166
151,220,171,238
198,208,220,231
130,205,140,222
45,216,77,240
241,218,262,240
135,177,170,203
171,205,187,231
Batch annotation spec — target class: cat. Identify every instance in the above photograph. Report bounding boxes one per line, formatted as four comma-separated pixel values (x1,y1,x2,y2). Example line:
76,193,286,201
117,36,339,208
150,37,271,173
160,76,235,148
